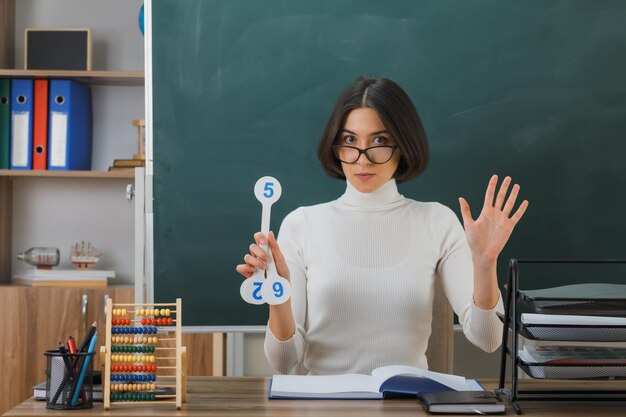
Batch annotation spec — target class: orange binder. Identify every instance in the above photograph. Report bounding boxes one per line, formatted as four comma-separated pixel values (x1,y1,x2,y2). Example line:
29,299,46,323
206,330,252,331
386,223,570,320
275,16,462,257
33,79,49,170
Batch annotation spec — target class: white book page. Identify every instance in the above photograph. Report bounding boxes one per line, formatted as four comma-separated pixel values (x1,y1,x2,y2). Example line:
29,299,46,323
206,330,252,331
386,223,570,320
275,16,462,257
522,313,626,326
370,365,469,392
271,374,376,394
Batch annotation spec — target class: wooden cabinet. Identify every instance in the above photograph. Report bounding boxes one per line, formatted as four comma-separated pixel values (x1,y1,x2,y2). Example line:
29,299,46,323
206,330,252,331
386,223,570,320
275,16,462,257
0,285,133,415
0,1,14,69
183,333,224,377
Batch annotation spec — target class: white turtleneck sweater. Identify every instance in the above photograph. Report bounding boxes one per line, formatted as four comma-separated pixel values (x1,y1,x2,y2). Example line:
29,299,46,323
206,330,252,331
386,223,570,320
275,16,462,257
264,179,504,375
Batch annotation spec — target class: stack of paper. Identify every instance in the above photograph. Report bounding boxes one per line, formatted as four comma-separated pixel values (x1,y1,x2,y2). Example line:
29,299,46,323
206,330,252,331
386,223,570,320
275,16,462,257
519,345,626,379
520,313,626,341
521,314,626,326
13,268,115,287
521,345,626,364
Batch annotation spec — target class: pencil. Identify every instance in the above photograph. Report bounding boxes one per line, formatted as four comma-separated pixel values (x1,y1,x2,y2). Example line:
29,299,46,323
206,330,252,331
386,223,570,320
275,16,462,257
77,321,97,353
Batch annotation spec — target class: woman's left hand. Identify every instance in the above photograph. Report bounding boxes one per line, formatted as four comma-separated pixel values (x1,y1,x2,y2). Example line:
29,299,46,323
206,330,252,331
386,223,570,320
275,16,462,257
459,175,529,263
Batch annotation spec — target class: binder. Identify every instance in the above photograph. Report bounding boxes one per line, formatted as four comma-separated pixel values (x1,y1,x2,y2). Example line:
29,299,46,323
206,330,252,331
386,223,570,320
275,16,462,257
0,79,10,169
33,79,49,170
48,80,92,170
10,79,34,170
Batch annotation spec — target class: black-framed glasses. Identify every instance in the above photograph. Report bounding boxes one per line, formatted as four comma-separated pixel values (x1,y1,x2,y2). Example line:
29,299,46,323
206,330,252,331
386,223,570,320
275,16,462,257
332,145,398,164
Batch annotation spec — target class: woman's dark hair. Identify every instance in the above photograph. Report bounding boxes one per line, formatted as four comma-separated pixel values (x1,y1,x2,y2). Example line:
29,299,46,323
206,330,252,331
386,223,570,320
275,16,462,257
317,76,429,184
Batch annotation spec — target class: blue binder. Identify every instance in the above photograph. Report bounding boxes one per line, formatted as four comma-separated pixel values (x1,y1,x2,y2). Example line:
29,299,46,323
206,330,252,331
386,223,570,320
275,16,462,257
10,79,34,170
47,80,92,170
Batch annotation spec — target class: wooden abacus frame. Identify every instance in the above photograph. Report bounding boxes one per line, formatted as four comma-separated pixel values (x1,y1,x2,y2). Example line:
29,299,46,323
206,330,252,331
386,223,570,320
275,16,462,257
101,298,186,410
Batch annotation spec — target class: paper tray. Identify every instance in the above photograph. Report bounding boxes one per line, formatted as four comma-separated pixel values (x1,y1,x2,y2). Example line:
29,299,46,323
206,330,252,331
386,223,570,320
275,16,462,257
519,360,626,380
518,284,626,317
518,323,626,342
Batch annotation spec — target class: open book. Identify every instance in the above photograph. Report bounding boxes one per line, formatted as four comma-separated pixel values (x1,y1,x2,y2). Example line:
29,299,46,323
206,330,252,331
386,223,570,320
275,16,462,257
269,365,483,400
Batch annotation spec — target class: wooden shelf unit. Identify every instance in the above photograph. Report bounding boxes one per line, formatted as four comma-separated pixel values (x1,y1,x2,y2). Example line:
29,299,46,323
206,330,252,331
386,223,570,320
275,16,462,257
0,169,135,179
0,69,144,86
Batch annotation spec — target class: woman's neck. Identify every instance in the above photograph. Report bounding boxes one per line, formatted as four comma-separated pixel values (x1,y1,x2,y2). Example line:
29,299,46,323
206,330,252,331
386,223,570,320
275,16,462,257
337,179,405,210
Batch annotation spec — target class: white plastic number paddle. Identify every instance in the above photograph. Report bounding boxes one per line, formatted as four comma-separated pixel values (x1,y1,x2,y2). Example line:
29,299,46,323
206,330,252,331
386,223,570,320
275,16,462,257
240,177,291,305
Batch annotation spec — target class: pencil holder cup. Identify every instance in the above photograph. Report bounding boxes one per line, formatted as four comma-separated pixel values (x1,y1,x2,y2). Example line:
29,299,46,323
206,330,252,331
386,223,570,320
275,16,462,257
44,349,94,410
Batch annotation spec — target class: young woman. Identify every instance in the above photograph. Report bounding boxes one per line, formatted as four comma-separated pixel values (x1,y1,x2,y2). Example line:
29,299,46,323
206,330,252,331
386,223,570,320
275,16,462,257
236,77,529,375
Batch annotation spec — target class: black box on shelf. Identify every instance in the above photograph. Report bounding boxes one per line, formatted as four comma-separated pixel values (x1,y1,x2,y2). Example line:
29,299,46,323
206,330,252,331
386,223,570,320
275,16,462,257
25,29,92,71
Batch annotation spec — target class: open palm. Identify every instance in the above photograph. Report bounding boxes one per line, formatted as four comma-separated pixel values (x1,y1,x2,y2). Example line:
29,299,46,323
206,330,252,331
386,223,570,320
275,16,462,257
459,175,529,262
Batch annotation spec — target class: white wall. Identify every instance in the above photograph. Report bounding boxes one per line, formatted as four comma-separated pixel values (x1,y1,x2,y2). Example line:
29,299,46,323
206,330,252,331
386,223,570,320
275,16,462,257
12,177,136,278
15,0,144,72
12,0,145,283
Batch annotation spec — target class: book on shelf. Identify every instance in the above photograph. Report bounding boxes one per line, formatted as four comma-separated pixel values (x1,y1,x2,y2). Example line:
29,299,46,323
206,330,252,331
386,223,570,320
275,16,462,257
268,365,483,400
112,158,145,168
13,268,115,287
107,166,135,172
417,390,505,414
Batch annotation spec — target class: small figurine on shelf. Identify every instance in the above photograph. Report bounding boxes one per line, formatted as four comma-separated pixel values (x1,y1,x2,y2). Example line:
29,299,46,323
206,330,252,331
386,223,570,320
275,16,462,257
108,119,146,171
132,118,145,160
70,241,101,269
16,247,60,269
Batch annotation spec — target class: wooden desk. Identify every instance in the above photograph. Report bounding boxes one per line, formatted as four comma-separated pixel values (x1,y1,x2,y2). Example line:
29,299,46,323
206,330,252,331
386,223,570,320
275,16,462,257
3,377,626,416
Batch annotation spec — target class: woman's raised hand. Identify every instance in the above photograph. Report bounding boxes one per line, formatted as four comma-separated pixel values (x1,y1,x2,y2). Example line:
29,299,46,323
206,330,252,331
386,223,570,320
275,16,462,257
458,175,529,263
235,231,290,281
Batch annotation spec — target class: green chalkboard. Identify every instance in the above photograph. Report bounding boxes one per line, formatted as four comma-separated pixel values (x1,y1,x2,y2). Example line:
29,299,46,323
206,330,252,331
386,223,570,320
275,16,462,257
152,0,626,327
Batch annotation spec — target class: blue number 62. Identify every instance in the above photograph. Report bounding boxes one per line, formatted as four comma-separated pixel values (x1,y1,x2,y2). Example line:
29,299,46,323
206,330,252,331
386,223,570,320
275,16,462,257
263,182,274,198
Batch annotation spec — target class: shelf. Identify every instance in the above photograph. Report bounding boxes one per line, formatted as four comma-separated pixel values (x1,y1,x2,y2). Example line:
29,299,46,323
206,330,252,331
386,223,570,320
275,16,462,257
0,169,135,179
0,69,144,86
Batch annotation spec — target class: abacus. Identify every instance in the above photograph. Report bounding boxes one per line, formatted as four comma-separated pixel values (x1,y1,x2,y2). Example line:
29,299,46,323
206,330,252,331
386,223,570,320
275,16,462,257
101,298,186,410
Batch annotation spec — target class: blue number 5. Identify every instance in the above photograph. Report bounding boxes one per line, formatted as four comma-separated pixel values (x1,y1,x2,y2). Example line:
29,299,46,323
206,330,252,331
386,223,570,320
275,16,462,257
263,182,274,198
252,282,263,300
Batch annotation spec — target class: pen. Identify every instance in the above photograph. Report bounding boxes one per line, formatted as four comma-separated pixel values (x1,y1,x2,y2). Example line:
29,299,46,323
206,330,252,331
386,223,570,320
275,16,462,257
49,343,75,405
71,332,98,406
67,336,77,356
71,322,96,377
67,335,87,403
58,342,74,374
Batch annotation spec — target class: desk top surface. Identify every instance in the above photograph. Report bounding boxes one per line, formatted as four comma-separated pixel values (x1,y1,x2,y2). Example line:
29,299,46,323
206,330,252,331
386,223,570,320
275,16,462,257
3,377,626,417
